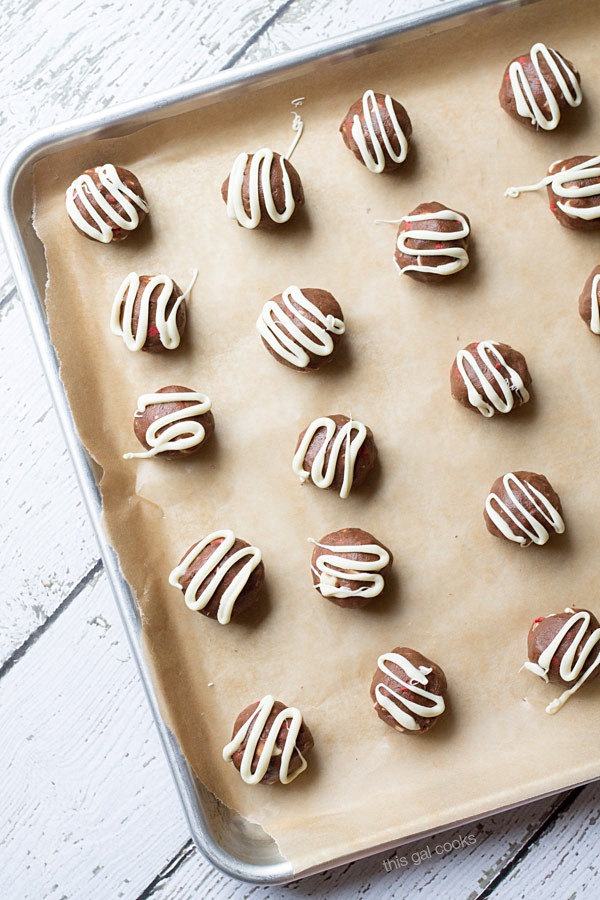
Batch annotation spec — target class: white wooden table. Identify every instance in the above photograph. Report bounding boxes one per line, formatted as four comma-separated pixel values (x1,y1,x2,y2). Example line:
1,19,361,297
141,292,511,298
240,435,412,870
1,2,598,897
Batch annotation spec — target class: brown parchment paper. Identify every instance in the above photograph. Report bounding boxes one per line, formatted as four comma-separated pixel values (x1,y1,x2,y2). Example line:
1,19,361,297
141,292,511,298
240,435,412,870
33,0,600,874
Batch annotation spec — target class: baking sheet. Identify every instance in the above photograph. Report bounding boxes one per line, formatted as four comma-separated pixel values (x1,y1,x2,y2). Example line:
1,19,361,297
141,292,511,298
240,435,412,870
33,0,600,874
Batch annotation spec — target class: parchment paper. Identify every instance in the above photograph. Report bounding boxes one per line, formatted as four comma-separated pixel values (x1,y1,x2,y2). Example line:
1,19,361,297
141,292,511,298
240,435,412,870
33,0,600,874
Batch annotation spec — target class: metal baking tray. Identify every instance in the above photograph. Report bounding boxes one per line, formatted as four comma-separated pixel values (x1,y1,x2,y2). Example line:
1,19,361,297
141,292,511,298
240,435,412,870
0,0,550,883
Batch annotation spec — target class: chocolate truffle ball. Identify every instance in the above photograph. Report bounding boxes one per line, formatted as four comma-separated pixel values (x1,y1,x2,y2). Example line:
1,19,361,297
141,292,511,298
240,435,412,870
579,265,600,335
499,42,582,131
222,695,314,784
124,386,214,461
451,340,532,417
310,527,393,608
65,163,148,243
168,528,264,624
546,156,600,230
292,414,377,499
111,272,190,352
394,201,471,283
221,149,304,229
484,471,565,547
339,89,412,173
256,285,345,371
370,647,447,734
524,608,600,714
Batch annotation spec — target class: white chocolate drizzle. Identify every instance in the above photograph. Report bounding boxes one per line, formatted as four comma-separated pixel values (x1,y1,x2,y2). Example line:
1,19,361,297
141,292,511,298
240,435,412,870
350,90,409,173
222,695,308,784
292,416,368,500
485,472,565,546
374,652,445,732
256,286,345,369
524,609,600,714
589,273,600,334
169,529,262,625
309,537,390,599
110,270,197,351
124,391,211,460
286,109,304,160
508,42,582,131
226,150,297,228
226,109,303,229
456,340,530,417
65,163,149,243
395,209,470,275
505,155,600,222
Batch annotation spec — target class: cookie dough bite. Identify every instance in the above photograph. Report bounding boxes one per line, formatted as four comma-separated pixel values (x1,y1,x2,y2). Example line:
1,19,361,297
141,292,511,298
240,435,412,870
339,90,412,173
111,272,196,352
394,201,471,283
506,155,600,230
370,647,447,734
499,42,582,131
546,156,600,230
524,608,600,714
123,386,214,460
223,695,314,784
65,163,149,242
451,340,531,417
168,529,264,624
256,286,345,371
579,265,600,334
221,150,304,229
293,414,377,499
310,527,392,608
484,471,565,547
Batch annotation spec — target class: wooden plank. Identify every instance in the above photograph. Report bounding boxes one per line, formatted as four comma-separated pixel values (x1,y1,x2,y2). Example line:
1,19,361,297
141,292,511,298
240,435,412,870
0,571,189,900
139,795,569,898
235,0,450,64
482,782,600,900
0,0,293,296
0,295,99,666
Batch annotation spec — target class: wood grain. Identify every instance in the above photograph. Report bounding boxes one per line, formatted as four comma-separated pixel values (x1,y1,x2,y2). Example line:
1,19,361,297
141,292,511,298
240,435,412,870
484,784,600,899
0,572,188,900
1,0,599,898
237,0,449,63
138,793,574,898
0,296,99,667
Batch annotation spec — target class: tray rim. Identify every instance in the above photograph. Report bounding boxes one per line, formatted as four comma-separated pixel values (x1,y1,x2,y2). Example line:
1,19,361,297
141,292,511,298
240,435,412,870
1,0,579,885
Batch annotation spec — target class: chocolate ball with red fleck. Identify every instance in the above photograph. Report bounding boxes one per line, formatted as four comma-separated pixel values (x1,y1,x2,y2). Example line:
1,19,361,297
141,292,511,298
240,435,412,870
394,201,471,284
176,534,264,620
339,92,412,172
221,152,304,229
114,275,186,353
450,341,532,415
133,385,214,460
370,646,448,735
228,699,314,784
484,471,564,547
258,287,345,372
498,47,581,130
310,527,393,609
527,608,600,687
68,165,147,241
546,156,600,231
294,414,377,495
